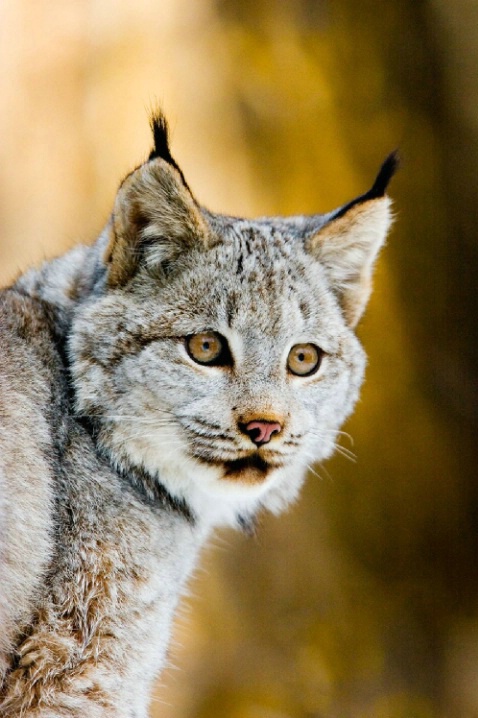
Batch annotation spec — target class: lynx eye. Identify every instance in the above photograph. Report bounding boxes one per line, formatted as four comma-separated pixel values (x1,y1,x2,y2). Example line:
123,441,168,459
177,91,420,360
287,343,323,377
186,332,230,366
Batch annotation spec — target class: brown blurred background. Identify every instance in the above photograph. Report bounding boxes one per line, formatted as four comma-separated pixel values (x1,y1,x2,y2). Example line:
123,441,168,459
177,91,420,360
1,1,477,716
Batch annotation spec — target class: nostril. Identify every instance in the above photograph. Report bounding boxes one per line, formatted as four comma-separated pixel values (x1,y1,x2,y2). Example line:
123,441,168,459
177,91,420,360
241,420,283,446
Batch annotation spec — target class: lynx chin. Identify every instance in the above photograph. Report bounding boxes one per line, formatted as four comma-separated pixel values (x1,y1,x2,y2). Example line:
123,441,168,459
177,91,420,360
0,112,397,716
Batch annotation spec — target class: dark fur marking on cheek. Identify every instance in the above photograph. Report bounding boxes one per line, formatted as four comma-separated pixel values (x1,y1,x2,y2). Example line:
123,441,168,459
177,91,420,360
189,417,224,433
79,415,195,523
78,333,158,369
102,327,174,366
115,331,157,358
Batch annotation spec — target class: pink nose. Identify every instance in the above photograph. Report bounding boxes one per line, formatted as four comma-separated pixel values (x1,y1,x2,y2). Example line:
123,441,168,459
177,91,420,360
243,420,282,446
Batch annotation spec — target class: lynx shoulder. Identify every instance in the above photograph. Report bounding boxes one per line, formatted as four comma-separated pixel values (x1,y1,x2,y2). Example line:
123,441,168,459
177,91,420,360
0,113,397,716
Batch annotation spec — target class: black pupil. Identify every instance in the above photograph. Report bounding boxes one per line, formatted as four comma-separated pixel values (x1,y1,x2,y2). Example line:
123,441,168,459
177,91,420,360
298,352,305,362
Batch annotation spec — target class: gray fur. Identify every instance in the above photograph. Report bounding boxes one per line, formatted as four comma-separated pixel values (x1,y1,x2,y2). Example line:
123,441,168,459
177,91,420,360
0,115,395,716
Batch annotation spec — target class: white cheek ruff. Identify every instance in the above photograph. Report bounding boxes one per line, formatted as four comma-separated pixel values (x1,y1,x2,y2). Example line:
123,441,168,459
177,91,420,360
112,418,309,528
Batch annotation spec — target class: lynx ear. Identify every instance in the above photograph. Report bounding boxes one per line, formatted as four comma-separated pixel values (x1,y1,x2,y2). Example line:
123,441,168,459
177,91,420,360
306,153,398,327
105,113,210,287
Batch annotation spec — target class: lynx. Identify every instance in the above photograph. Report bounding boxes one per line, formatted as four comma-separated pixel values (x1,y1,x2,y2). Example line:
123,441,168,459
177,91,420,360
0,112,397,716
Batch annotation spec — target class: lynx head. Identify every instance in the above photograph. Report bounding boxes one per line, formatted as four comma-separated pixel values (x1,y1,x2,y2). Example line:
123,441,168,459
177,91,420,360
69,113,397,527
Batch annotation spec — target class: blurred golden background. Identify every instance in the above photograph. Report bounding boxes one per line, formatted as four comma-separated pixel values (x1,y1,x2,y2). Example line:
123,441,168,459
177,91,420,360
1,1,477,716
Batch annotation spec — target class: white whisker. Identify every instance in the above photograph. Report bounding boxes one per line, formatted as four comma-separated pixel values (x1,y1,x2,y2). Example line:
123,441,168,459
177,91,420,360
332,443,357,463
306,464,324,480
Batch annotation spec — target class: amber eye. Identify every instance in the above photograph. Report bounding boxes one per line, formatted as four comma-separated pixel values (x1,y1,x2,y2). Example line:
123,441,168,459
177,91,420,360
186,332,230,366
287,343,323,377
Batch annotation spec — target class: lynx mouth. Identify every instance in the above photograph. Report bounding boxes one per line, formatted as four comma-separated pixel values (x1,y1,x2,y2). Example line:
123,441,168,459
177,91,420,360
193,450,282,484
224,453,269,477
195,451,282,484
222,453,285,484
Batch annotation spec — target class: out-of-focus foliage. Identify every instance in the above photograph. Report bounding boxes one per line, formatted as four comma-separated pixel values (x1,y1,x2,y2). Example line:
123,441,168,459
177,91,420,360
0,1,477,717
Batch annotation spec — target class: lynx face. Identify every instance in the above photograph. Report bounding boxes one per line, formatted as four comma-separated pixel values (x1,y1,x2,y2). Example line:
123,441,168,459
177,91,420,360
69,115,396,526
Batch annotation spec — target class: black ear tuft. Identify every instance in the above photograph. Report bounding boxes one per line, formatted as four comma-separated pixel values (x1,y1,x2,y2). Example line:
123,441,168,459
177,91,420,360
333,150,400,220
148,110,191,190
368,150,400,199
149,111,175,163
